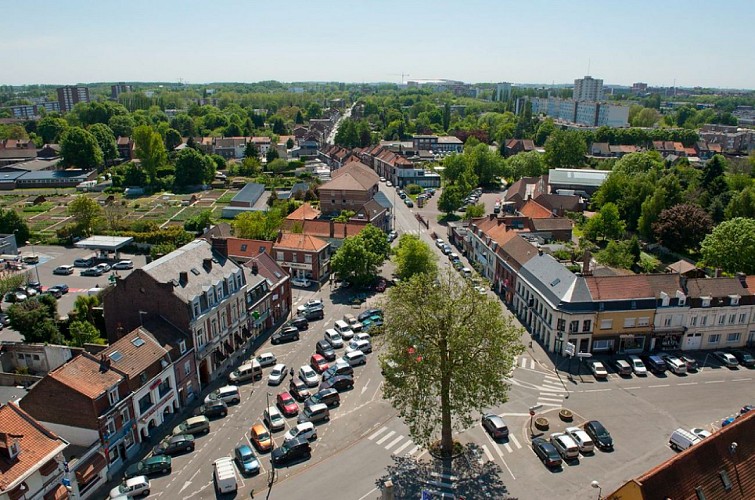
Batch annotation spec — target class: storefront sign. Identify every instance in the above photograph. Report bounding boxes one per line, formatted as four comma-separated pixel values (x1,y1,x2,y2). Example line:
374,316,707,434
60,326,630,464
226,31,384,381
282,262,312,271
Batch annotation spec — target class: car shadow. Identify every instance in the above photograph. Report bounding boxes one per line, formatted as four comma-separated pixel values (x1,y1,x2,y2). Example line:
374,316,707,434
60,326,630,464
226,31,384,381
375,443,512,499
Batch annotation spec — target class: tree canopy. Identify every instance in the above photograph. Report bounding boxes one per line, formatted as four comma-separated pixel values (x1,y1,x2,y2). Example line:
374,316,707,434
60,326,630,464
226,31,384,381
331,225,388,287
544,130,587,168
67,195,102,236
380,271,524,457
0,208,30,243
700,217,755,275
133,125,167,185
653,204,713,253
60,127,103,169
393,234,438,280
88,123,118,165
174,147,215,187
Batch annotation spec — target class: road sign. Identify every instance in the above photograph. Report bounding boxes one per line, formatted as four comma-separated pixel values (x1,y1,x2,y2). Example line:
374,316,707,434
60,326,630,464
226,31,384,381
577,352,593,359
564,342,576,357
529,409,535,416
529,404,543,412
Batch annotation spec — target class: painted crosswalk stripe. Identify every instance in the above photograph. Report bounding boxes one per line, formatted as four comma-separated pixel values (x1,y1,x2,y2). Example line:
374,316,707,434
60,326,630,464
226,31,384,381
482,444,494,463
393,440,413,455
376,430,396,445
384,435,404,450
544,375,560,382
503,442,512,453
368,427,387,440
537,395,563,402
529,359,536,369
407,445,422,456
541,384,564,392
520,357,527,368
510,434,522,449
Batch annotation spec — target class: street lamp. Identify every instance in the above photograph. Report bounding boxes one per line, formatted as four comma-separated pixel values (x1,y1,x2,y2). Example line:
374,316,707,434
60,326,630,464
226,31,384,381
25,240,41,285
591,480,602,500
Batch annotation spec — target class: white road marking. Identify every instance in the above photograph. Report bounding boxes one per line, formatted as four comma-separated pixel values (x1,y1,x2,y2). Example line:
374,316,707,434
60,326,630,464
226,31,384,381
510,433,522,449
677,382,697,386
393,440,413,455
543,375,561,382
705,380,725,384
503,442,512,452
583,388,612,393
376,430,396,445
407,445,422,455
483,430,516,479
537,402,564,407
648,384,670,388
361,378,371,395
537,395,563,403
529,359,536,369
625,386,640,390
732,378,752,382
368,427,387,440
384,435,404,450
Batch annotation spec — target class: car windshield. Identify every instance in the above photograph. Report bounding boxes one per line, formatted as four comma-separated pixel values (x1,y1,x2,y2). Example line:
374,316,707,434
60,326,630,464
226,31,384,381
239,449,253,461
593,424,608,437
271,369,281,376
257,429,270,440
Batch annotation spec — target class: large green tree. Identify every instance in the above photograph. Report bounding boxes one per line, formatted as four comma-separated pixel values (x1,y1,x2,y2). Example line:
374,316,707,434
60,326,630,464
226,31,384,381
393,234,437,280
544,130,587,168
69,320,103,347
37,115,68,143
133,125,167,185
88,123,118,165
652,204,713,253
60,127,103,169
358,224,391,260
174,148,215,187
380,271,524,457
331,227,387,287
505,151,547,180
0,208,30,243
8,295,62,344
583,203,625,241
725,186,755,219
700,217,755,274
232,209,283,240
68,195,102,236
108,114,135,138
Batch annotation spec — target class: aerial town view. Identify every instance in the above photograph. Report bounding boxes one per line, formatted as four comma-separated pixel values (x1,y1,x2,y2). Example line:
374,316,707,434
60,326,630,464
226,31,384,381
0,1,753,499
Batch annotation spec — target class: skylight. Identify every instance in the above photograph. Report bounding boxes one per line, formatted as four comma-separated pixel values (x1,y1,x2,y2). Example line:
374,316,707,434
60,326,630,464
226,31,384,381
131,337,145,347
109,351,123,362
191,268,201,276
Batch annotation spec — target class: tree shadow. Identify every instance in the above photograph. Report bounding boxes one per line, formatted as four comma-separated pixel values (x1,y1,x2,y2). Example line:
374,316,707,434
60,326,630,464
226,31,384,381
375,443,516,499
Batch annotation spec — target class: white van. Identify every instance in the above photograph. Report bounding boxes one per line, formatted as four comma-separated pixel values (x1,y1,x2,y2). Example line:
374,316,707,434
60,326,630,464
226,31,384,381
334,320,354,340
228,359,262,384
213,457,238,493
669,428,701,452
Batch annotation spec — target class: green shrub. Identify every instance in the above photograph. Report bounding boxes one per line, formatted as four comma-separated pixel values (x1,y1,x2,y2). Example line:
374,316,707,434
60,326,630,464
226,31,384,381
406,184,422,195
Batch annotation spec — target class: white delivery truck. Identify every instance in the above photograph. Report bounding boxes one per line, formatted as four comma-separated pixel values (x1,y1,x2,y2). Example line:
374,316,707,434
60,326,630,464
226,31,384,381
213,457,238,493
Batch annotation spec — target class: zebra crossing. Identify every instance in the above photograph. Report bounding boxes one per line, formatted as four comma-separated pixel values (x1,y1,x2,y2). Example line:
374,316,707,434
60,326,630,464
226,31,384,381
479,431,523,463
537,374,567,408
367,426,423,457
517,355,537,370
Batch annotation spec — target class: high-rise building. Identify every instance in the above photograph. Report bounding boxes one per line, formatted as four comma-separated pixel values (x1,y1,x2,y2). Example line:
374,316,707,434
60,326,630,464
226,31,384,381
631,82,648,94
56,86,90,113
573,76,603,101
496,82,512,101
111,83,132,99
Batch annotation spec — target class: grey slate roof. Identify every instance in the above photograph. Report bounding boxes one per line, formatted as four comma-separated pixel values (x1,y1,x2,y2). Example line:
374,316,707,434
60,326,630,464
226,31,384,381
519,252,592,309
232,182,265,205
373,191,393,211
548,168,610,188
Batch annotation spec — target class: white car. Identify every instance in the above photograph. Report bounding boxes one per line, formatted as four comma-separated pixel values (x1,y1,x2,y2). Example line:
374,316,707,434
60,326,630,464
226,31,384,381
298,365,319,387
565,426,594,454
379,177,386,182
353,332,371,343
629,355,648,376
297,298,324,314
263,406,286,432
109,476,150,498
112,260,134,270
386,181,393,187
283,422,317,444
714,351,739,368
268,364,287,386
550,432,580,460
590,361,608,379
435,239,445,248
256,352,277,368
690,427,712,440
291,277,311,288
324,329,344,349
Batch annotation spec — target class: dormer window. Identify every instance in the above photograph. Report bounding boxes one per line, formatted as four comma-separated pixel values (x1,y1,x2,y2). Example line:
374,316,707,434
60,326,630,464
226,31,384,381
108,387,119,405
702,297,711,308
8,441,20,460
660,291,669,307
179,340,187,354
729,295,740,306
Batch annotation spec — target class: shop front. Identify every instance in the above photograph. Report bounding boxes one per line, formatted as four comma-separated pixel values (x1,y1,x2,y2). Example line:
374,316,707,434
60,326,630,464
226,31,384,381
618,333,648,354
652,329,685,351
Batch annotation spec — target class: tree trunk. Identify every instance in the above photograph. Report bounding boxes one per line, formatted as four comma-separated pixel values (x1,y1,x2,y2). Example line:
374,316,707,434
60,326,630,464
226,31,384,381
439,332,453,457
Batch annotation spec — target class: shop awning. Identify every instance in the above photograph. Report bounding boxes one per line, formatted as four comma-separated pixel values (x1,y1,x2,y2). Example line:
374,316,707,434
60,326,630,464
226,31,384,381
75,452,106,484
7,482,28,500
39,458,60,476
43,484,70,500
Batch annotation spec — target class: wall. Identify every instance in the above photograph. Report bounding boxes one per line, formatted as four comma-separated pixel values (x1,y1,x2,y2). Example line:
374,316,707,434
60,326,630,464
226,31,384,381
39,421,99,447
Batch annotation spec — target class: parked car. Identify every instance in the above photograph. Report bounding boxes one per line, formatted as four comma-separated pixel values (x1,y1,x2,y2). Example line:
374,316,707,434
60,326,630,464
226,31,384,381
305,388,341,409
112,260,134,270
669,428,701,451
172,416,210,436
283,422,317,444
297,403,330,425
662,354,687,375
73,257,94,267
590,360,608,379
565,426,594,454
731,350,755,368
346,339,372,354
229,360,262,385
324,329,344,349
341,350,367,367
234,444,260,476
583,420,614,451
95,263,111,273
310,354,329,374
250,423,272,452
629,355,648,376
614,359,632,376
299,365,320,387
256,352,277,368
271,326,300,345
299,306,324,321
322,360,354,380
263,406,286,432
315,340,337,362
532,437,562,468
291,277,311,288
714,351,739,368
4,291,26,303
124,456,171,478
193,400,228,419
46,286,64,298
679,354,698,372
153,434,195,456
319,374,354,392
643,354,668,374
289,378,312,402
109,476,150,498
287,317,309,331
276,391,299,417
690,427,712,440
204,385,240,405
271,436,312,466
297,298,324,314
53,265,75,275
388,230,398,242
550,433,580,460
81,267,103,277
481,414,509,440
358,308,383,322
0,313,9,326
268,364,288,386
721,416,736,427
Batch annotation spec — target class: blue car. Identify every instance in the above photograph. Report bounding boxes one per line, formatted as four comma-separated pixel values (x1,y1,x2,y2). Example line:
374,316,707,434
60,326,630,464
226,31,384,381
234,444,260,476
721,416,736,427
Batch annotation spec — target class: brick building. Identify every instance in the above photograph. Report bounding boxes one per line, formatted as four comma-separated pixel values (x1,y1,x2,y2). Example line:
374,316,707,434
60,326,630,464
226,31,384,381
318,160,379,214
272,232,331,283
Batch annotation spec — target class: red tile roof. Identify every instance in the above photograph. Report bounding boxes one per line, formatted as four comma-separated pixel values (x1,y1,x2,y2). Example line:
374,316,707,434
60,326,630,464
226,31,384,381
226,238,273,259
286,203,320,221
585,274,682,301
520,199,553,219
100,328,169,379
48,353,124,399
275,233,328,252
0,402,68,492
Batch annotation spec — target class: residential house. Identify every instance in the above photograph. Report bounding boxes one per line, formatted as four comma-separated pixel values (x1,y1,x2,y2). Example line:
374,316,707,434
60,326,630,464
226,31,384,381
272,232,331,283
244,251,291,334
699,124,755,154
504,176,547,210
435,136,464,153
116,137,133,160
0,343,76,376
652,141,687,158
251,137,271,157
19,352,137,482
684,275,754,351
318,160,379,214
103,239,249,386
606,411,755,500
503,139,537,157
0,402,69,500
99,329,180,442
213,137,248,159
494,233,539,305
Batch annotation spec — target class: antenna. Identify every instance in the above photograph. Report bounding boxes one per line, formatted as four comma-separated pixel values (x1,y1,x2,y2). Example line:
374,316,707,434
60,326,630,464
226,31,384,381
587,58,591,76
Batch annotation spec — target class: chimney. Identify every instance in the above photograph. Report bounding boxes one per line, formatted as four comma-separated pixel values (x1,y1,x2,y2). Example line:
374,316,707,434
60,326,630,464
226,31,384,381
537,246,543,256
251,260,259,275
203,257,213,271
582,250,592,276
736,272,747,287
715,268,722,278
179,271,188,285
210,236,228,257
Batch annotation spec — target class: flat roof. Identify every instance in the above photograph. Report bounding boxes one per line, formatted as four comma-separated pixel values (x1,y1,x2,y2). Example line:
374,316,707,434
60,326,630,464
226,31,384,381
75,235,134,250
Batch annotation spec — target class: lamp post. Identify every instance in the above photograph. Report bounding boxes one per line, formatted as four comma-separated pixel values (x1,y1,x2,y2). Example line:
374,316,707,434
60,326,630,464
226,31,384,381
25,240,41,285
729,442,744,496
591,480,602,500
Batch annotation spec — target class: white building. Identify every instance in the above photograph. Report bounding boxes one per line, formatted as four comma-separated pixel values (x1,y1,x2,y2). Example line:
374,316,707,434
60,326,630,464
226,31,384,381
573,76,603,101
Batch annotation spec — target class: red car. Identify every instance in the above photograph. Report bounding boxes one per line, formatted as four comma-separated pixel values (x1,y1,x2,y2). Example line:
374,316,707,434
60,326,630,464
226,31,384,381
276,392,299,417
310,354,330,374
375,279,387,292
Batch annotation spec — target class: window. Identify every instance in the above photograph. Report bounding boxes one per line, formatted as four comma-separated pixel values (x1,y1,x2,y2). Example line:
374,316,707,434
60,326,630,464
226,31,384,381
120,407,130,424
702,297,711,307
158,378,172,398
304,254,312,264
196,328,206,348
727,332,740,343
240,244,247,252
730,295,739,306
184,361,192,377
193,301,200,318
718,315,726,325
179,340,186,354
638,317,649,327
276,251,284,261
211,319,217,337
690,316,697,326
108,444,121,464
582,320,591,332
701,315,708,326
600,319,613,330
708,334,721,344
624,318,636,328
105,418,116,435
108,388,119,405
739,313,747,324
138,393,154,414
569,321,579,333
221,312,227,330
123,430,135,449
557,318,565,331
664,317,672,327
631,301,637,309
729,314,736,324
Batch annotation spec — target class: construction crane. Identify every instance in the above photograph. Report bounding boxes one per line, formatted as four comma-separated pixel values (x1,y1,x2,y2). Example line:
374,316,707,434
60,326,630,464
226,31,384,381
388,73,410,85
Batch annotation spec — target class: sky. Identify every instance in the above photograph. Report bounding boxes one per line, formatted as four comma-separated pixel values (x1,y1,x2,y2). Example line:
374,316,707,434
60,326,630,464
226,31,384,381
3,0,754,89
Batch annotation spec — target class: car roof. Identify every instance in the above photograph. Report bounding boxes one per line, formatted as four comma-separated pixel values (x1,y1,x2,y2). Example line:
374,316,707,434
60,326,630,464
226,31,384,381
251,423,267,433
272,363,286,370
170,434,192,443
185,416,208,424
307,403,328,411
236,443,253,453
297,421,314,430
218,385,238,393
484,414,506,426
125,476,148,486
